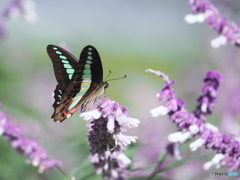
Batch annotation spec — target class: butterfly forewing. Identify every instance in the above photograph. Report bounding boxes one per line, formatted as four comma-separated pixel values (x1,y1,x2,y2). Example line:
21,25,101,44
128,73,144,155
47,45,79,86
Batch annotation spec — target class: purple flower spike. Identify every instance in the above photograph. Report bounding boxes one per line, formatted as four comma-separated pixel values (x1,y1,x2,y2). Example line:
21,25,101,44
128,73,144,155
0,106,62,173
194,70,222,120
80,98,140,180
147,69,240,171
185,0,240,48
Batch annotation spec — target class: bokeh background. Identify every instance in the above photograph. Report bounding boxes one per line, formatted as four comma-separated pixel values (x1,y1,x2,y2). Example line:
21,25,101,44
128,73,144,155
0,0,240,179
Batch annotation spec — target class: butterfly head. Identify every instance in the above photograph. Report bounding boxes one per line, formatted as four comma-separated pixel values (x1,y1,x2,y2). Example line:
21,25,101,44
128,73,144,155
104,81,109,89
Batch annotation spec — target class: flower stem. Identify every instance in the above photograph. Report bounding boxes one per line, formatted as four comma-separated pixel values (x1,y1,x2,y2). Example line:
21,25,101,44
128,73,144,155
55,165,69,179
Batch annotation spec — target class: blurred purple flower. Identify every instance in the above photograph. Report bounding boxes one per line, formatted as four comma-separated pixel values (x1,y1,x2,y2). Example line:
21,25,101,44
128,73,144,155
0,106,61,173
185,0,240,48
80,98,140,180
2,0,38,22
0,0,37,39
147,69,240,171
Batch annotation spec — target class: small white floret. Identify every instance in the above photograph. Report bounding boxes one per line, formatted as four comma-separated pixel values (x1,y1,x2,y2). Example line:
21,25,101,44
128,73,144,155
205,123,218,131
211,35,227,48
185,13,205,24
190,138,205,151
150,106,169,117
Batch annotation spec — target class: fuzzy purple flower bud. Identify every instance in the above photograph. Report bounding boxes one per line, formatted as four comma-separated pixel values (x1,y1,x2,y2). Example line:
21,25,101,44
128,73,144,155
0,105,61,173
80,98,140,180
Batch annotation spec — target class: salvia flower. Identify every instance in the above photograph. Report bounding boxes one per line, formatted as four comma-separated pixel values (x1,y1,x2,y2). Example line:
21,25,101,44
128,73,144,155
80,98,140,180
193,70,222,121
0,106,62,173
146,68,240,171
185,0,240,48
2,0,38,23
0,0,38,39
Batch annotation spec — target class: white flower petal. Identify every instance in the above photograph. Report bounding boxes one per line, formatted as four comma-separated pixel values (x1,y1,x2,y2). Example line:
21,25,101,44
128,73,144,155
203,154,224,170
150,106,169,117
115,108,127,124
116,108,140,128
114,133,137,146
89,153,99,163
111,170,118,178
105,150,111,158
196,14,205,22
125,117,140,128
103,162,108,170
168,131,192,143
212,154,224,164
185,13,205,24
211,35,227,48
179,132,192,143
205,123,218,131
80,109,101,121
203,161,213,170
107,115,115,133
189,124,200,134
201,103,208,113
190,138,205,151
168,132,183,143
118,153,131,165
32,158,40,166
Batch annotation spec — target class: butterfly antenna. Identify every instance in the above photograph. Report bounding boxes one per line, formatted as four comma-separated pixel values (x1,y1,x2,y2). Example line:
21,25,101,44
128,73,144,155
104,70,112,81
107,75,127,82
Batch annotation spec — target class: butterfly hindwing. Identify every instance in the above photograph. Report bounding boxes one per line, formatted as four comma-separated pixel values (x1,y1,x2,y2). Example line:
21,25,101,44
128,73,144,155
52,84,63,108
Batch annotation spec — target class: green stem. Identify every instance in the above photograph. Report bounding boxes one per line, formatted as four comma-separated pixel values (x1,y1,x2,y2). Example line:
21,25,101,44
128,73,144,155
147,151,168,179
55,165,69,179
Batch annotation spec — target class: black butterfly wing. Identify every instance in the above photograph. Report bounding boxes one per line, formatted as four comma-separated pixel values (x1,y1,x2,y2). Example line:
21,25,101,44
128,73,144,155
47,45,79,87
47,45,105,122
65,45,103,83
47,45,79,115
66,45,104,112
77,45,103,84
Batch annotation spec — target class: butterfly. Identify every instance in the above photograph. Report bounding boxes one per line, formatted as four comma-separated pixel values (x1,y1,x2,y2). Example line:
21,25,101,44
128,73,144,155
47,45,109,122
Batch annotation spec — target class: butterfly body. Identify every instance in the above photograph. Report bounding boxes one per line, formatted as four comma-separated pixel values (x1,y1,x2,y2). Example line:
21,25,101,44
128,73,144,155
47,45,108,122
